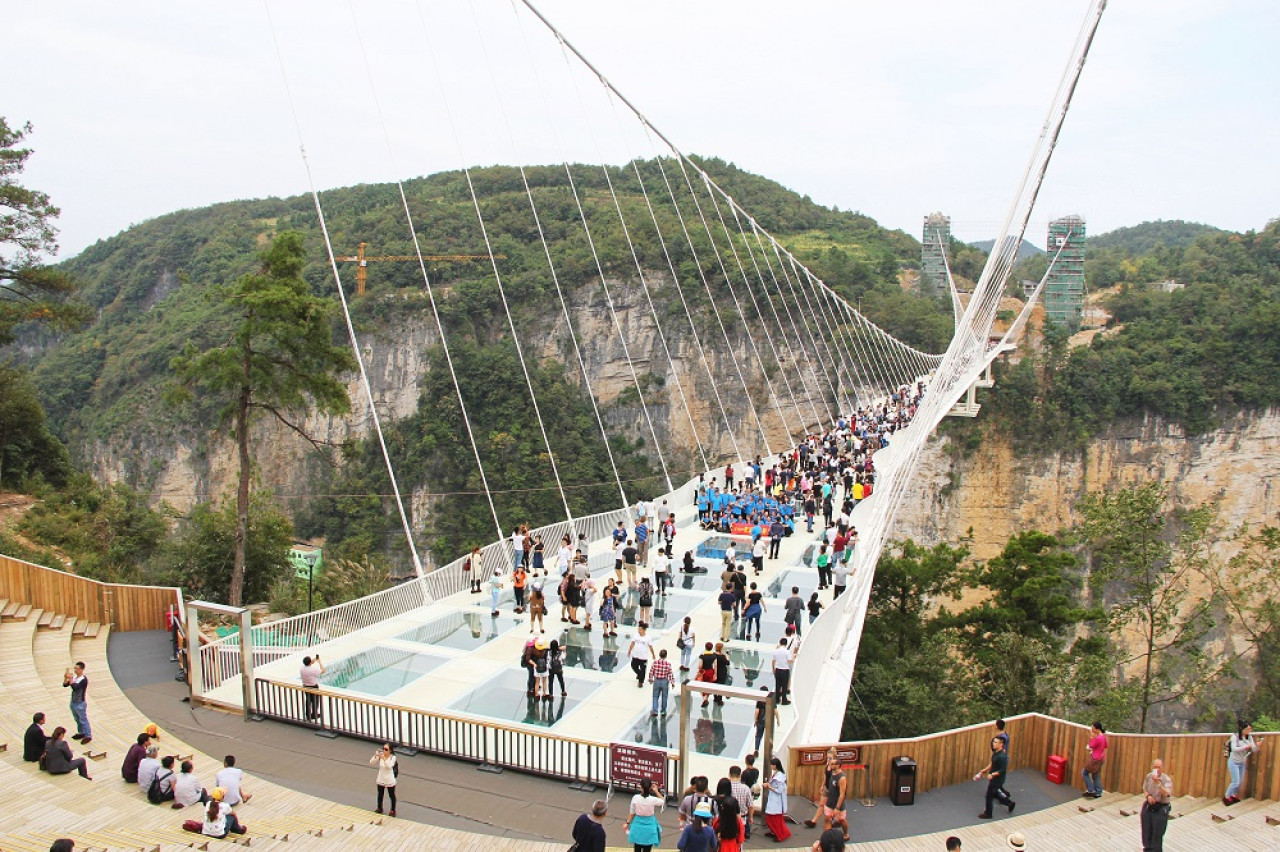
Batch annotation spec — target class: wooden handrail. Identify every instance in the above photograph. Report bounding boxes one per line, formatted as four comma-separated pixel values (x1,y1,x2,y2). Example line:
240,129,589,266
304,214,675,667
788,712,1278,802
0,552,182,632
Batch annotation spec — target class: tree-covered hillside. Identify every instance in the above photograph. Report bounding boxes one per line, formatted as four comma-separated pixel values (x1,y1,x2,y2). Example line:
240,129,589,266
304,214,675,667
1088,219,1224,253
978,219,1280,447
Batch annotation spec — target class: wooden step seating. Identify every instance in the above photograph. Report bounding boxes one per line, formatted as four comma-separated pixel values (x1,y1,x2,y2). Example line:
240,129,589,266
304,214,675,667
0,615,391,852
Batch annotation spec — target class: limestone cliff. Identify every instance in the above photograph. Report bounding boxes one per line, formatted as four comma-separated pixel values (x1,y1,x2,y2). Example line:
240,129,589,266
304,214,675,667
892,409,1280,562
85,275,814,515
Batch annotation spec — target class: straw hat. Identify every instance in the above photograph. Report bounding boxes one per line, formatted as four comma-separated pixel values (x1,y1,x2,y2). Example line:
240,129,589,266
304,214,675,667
210,787,226,802
535,637,548,650
1006,832,1027,849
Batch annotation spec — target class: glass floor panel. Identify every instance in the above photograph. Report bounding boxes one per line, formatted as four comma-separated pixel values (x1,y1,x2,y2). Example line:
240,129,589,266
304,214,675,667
766,569,820,602
616,589,703,628
696,535,753,562
396,611,523,651
741,607,798,646
320,645,450,697
671,571,730,593
618,692,757,755
447,666,601,728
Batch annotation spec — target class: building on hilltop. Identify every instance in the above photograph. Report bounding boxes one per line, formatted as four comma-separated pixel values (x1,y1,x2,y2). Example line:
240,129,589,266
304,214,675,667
919,212,951,298
1045,215,1085,330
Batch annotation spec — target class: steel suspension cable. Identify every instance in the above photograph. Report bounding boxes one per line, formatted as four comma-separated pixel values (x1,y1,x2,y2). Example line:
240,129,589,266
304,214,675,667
349,1,509,566
597,88,711,473
747,220,826,432
262,0,427,587
549,45,674,491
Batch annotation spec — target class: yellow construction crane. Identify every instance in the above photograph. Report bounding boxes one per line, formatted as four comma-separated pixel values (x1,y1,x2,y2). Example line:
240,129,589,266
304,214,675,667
333,242,504,295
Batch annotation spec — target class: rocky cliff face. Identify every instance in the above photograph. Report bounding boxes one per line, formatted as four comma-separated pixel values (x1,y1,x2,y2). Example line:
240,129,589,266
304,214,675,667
87,276,816,514
892,409,1280,562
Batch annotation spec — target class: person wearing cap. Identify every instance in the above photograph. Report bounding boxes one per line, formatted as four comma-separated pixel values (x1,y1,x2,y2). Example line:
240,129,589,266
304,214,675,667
532,637,550,699
201,787,247,837
678,801,717,851
214,755,252,806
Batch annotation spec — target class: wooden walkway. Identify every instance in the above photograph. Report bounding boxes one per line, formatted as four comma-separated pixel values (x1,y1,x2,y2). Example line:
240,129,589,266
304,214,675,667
0,605,1276,851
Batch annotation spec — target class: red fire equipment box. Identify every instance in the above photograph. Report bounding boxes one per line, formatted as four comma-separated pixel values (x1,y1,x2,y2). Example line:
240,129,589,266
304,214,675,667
1047,754,1067,785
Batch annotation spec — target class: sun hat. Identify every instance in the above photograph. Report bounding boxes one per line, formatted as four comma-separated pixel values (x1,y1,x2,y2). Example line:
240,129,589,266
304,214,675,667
144,723,159,737
693,802,713,818
1006,832,1027,849
210,787,226,802
535,637,548,650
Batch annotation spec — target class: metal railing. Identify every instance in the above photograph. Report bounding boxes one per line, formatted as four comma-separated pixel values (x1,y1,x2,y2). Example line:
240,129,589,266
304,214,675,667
254,678,677,789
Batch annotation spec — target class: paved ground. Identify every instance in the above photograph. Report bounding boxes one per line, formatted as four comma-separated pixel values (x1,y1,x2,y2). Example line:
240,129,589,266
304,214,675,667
112,629,1079,847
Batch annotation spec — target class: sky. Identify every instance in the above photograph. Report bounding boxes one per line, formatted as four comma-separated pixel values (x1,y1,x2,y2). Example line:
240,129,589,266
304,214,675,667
8,0,1278,261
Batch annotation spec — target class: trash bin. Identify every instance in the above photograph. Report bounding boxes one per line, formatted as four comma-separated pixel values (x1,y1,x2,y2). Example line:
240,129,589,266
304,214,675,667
1047,754,1067,785
891,756,917,805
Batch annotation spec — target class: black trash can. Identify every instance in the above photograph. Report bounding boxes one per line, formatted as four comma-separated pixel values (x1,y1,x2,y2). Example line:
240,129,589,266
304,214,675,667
890,756,917,806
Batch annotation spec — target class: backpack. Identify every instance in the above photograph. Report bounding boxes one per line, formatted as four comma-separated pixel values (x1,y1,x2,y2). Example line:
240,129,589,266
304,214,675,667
148,769,174,804
392,757,399,778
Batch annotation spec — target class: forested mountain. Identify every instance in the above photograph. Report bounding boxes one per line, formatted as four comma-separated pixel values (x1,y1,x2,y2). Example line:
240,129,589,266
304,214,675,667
8,157,945,570
978,219,1280,445
1087,219,1224,253
969,237,1043,261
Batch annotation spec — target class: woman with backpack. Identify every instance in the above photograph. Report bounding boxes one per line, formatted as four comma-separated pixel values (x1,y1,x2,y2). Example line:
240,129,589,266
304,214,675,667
370,742,398,817
1224,721,1262,805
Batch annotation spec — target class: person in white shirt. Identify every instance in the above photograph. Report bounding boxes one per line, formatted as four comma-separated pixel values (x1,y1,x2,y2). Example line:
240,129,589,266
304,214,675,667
214,755,252,806
628,624,654,687
201,788,247,837
172,760,207,808
511,528,526,570
771,639,792,705
136,746,161,796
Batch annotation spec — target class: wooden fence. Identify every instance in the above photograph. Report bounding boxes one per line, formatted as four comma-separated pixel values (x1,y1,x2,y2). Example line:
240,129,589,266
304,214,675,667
0,553,182,632
789,713,1278,802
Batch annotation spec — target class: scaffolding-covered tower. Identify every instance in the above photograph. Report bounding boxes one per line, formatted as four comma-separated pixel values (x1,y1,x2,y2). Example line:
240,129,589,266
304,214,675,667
919,212,951,298
1045,215,1086,330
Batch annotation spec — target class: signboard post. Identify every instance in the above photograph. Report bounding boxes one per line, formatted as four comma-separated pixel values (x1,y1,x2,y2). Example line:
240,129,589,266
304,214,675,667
609,742,668,801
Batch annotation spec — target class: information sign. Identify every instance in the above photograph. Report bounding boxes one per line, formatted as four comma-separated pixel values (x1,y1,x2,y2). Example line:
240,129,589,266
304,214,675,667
610,742,667,789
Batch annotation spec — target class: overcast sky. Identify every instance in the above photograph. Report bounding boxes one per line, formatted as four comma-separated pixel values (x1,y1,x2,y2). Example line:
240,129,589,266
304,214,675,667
9,1,1277,260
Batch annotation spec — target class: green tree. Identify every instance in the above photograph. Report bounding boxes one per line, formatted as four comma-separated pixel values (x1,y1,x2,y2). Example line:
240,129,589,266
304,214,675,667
866,538,968,660
18,474,168,582
1202,526,1280,720
964,531,1086,641
1079,484,1223,731
165,492,293,604
0,116,89,344
170,231,354,605
0,364,70,488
